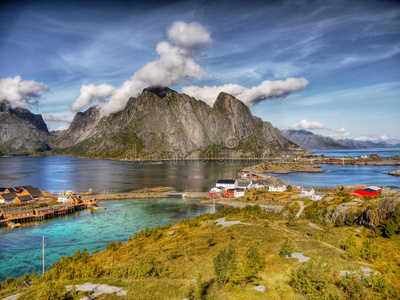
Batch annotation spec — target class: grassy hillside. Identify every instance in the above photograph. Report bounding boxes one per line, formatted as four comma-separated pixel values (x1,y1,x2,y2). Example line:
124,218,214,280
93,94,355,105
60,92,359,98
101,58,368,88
1,205,399,300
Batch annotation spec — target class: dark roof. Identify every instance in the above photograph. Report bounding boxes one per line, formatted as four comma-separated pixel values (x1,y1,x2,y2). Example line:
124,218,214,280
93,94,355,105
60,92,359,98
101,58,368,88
35,206,52,212
363,188,379,194
51,204,67,210
17,195,33,202
3,208,34,215
217,179,237,184
12,187,24,192
22,185,33,189
0,188,8,193
24,187,42,198
1,192,17,200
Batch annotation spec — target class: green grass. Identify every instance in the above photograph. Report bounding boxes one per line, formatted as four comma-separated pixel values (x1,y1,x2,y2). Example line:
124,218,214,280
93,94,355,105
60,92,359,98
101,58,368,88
1,206,399,299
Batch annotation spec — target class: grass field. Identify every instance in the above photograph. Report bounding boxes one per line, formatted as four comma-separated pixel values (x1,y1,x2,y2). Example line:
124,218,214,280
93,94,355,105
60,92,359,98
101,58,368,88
1,205,399,299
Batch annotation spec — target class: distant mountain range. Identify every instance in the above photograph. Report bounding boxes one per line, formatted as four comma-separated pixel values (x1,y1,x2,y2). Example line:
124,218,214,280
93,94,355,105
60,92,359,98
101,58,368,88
281,129,400,150
0,88,298,158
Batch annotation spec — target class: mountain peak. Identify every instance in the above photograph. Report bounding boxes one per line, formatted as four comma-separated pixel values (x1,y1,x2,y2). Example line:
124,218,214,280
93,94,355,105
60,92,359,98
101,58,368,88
142,86,176,98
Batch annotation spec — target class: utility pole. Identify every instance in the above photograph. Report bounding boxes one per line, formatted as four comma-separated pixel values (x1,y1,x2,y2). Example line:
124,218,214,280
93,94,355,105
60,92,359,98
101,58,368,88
42,236,45,274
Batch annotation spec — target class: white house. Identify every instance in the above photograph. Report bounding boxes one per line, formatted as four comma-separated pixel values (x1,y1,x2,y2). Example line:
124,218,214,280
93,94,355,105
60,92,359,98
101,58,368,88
234,189,245,198
300,187,315,198
311,192,325,201
248,182,266,189
237,179,252,189
268,184,287,192
216,179,238,189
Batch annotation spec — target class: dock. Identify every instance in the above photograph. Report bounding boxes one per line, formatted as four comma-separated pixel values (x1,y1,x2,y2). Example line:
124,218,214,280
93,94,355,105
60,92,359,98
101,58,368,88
0,201,98,228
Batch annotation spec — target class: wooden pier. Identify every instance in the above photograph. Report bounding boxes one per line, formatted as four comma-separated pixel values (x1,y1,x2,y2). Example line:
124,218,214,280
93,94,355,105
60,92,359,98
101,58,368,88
0,202,97,228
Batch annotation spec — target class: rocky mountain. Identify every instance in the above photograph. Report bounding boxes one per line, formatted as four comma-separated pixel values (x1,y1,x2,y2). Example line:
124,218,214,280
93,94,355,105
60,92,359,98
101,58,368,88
55,87,298,159
0,101,51,155
281,129,347,150
282,129,397,150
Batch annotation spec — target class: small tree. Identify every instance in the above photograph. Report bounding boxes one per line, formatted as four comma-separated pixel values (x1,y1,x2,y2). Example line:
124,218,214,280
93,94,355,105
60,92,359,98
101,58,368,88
279,238,294,257
238,246,266,288
286,185,292,192
214,245,236,287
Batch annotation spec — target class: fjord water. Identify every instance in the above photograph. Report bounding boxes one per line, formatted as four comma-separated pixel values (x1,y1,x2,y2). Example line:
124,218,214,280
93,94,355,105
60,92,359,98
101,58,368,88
0,156,252,193
0,198,221,281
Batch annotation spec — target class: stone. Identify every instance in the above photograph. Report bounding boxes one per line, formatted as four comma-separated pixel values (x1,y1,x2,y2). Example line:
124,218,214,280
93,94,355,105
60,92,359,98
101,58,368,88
252,285,266,292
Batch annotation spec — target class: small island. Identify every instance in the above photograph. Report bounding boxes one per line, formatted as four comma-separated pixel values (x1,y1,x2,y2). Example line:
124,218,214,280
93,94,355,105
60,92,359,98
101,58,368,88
253,161,325,174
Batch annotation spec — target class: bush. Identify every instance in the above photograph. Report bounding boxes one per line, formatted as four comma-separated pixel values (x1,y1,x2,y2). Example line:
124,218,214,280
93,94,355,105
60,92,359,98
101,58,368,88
128,257,169,278
279,238,294,257
377,219,398,238
37,282,78,300
290,264,387,300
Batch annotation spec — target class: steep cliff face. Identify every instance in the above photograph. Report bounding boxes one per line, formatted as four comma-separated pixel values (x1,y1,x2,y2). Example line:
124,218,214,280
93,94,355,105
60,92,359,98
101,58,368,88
56,88,298,159
0,101,50,154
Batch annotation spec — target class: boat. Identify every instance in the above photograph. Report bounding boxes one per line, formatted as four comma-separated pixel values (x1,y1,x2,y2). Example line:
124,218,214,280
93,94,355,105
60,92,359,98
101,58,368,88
7,222,21,228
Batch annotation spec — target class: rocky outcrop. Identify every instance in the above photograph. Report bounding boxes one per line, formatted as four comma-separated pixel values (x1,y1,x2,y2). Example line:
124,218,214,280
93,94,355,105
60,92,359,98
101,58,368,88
388,170,400,177
0,101,50,154
55,88,298,159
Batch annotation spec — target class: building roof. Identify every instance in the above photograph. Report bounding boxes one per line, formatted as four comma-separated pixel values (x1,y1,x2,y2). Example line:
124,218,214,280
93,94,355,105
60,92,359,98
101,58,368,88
1,192,17,201
0,188,8,193
35,206,52,212
16,195,33,202
217,179,237,184
24,187,42,198
3,208,34,215
270,184,286,188
12,187,24,193
302,187,314,192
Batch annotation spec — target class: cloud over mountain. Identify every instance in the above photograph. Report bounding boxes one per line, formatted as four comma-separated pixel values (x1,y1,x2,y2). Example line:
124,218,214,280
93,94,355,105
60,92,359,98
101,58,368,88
288,119,325,130
0,76,49,107
181,78,309,106
71,21,211,115
43,115,74,123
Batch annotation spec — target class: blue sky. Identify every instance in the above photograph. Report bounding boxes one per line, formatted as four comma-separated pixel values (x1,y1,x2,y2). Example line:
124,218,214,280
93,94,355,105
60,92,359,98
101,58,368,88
0,0,399,142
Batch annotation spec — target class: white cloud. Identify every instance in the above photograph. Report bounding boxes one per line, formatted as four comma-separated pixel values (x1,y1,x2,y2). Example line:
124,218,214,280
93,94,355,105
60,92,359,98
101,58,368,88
329,127,351,139
0,76,49,107
71,21,211,115
288,119,326,130
55,125,68,131
354,136,378,142
381,134,389,141
182,78,309,106
43,114,74,123
336,127,346,133
70,84,115,112
167,21,211,50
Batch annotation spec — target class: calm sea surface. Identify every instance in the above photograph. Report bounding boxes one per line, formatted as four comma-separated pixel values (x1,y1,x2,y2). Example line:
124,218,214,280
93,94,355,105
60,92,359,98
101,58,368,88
311,148,400,158
0,156,252,193
0,198,222,281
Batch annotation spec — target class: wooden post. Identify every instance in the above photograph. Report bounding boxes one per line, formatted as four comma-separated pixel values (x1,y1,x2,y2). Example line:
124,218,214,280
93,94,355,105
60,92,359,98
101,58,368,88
42,236,45,274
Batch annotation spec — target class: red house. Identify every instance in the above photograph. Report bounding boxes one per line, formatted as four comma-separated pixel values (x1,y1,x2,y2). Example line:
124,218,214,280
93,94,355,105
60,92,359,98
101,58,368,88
354,186,382,197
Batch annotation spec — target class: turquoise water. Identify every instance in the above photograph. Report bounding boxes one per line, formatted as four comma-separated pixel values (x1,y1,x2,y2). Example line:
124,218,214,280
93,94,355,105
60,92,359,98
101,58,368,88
0,198,221,281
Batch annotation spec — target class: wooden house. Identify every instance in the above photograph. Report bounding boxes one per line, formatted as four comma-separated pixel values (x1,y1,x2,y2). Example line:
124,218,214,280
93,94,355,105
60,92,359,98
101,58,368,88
0,188,11,194
34,207,53,216
14,195,33,203
2,208,34,219
0,192,17,204
22,186,42,199
216,179,238,189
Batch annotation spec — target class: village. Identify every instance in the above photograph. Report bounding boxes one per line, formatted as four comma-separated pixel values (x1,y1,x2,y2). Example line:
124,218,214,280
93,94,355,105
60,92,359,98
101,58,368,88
0,186,99,228
206,167,388,210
